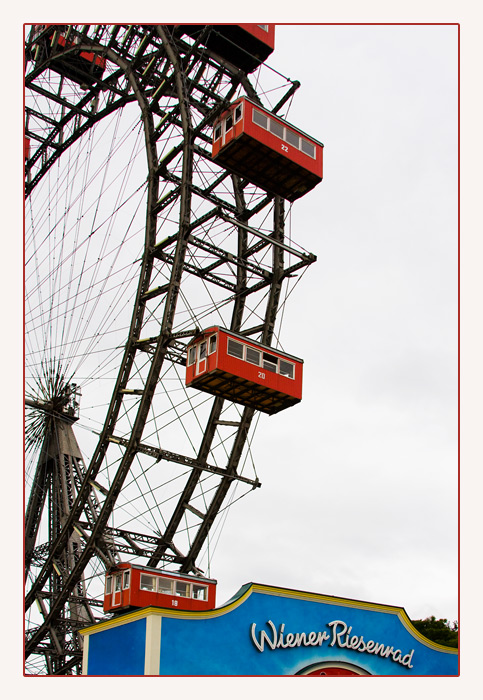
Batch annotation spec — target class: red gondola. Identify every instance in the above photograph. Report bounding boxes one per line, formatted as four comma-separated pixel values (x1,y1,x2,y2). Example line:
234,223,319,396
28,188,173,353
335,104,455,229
24,136,30,161
185,327,303,415
103,562,217,614
30,25,106,86
212,96,323,201
179,24,274,73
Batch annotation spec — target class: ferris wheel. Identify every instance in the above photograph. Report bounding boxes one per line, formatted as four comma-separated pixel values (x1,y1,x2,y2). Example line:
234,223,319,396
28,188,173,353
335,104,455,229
24,24,321,675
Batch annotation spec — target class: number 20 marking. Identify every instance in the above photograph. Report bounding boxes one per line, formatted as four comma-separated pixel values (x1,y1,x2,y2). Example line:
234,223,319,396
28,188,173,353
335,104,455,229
281,144,288,152
258,371,266,379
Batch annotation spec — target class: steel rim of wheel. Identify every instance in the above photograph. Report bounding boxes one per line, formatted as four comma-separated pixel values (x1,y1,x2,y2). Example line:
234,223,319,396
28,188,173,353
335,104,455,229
25,25,316,674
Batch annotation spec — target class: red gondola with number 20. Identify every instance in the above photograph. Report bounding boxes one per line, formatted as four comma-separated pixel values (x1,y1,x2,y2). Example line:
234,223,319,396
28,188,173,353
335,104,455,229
185,327,303,415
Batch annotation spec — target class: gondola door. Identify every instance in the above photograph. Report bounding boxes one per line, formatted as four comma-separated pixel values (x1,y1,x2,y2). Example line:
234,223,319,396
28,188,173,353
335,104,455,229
112,572,123,607
195,340,207,376
221,110,233,149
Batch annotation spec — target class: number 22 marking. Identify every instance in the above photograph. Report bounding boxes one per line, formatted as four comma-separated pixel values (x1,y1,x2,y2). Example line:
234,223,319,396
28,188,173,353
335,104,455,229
281,144,288,152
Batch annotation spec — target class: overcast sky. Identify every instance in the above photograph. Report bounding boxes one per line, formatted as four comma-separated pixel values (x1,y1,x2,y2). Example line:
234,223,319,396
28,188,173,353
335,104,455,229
23,21,458,619
198,23,459,623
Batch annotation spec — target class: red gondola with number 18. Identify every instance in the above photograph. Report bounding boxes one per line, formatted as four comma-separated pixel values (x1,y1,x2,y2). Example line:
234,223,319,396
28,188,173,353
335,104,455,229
103,563,217,614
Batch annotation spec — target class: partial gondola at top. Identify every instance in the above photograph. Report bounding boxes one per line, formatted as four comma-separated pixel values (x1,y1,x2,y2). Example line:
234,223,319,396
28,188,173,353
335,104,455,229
28,24,106,86
178,24,275,73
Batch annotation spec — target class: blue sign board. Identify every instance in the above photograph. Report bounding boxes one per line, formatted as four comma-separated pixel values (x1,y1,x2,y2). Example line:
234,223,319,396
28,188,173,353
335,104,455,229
81,582,458,676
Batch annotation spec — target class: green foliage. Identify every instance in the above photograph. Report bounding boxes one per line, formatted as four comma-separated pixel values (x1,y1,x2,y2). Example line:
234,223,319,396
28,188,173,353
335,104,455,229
411,616,458,649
